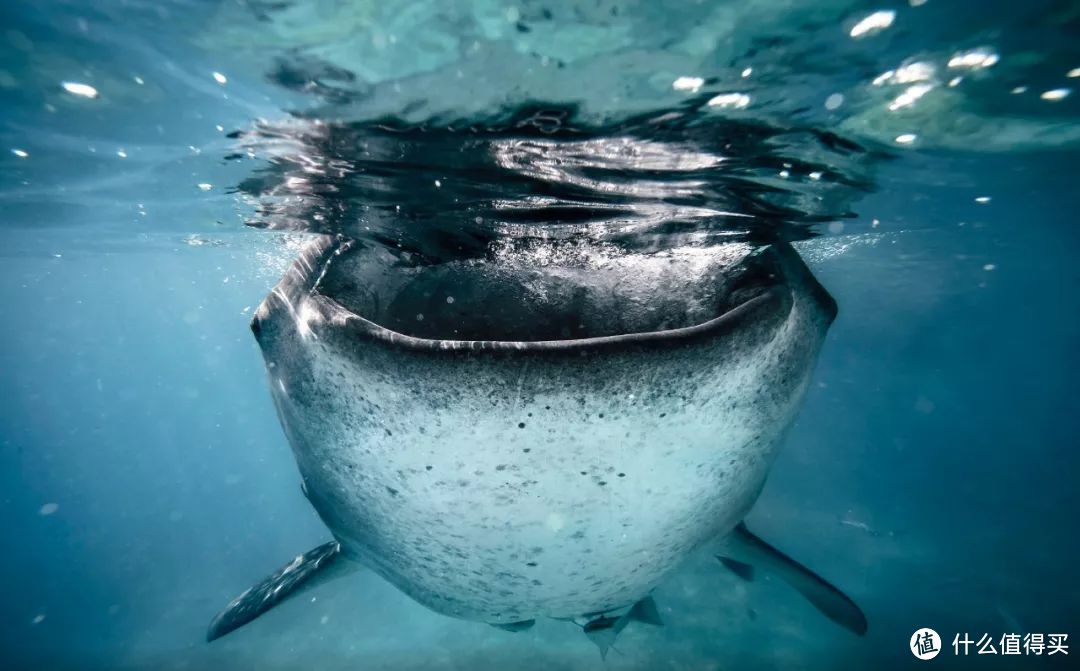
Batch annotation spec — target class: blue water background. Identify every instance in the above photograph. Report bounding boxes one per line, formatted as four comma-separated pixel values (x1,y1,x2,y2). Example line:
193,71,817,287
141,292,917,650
2,1,1079,669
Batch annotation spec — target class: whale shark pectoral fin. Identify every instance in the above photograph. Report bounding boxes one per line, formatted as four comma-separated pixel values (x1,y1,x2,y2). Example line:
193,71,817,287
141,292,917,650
718,522,868,636
207,541,353,642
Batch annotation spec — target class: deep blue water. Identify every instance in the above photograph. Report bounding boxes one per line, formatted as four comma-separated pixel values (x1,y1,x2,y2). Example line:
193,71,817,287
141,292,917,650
1,1,1079,669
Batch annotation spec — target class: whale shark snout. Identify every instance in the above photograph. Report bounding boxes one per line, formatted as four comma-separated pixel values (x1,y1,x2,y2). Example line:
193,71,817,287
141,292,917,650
216,235,861,646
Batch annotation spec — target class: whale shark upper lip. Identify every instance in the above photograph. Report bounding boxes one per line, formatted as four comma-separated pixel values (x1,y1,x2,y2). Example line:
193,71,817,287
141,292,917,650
324,286,785,352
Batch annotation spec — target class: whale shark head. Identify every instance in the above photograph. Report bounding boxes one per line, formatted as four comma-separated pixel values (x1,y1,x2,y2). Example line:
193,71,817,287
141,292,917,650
249,235,835,625
209,102,872,648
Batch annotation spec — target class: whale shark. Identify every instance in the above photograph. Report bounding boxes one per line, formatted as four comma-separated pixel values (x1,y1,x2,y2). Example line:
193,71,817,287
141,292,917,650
208,235,866,650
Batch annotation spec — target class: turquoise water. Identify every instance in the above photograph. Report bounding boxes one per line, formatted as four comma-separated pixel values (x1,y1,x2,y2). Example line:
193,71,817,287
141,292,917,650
1,1,1078,669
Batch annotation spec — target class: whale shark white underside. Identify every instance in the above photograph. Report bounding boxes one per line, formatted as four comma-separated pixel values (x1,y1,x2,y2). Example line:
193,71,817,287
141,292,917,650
207,236,866,655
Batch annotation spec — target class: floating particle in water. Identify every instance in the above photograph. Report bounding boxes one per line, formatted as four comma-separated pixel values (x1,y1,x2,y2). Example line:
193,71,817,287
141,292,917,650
809,171,823,181
872,219,881,228
116,149,127,159
1040,88,1071,101
889,83,934,111
948,77,962,88
12,148,27,158
672,76,704,92
872,70,895,86
446,296,455,304
212,72,227,85
1011,86,1027,94
197,183,213,191
909,0,927,6
434,179,442,188
320,615,329,625
1067,68,1080,78
133,76,144,85
948,49,999,70
741,67,752,78
39,502,59,516
779,170,790,178
707,92,750,109
983,264,996,271
849,11,895,39
975,196,991,204
874,62,935,87
61,81,98,98
825,93,844,110
894,133,918,145
828,222,845,234
31,614,45,625
416,313,424,321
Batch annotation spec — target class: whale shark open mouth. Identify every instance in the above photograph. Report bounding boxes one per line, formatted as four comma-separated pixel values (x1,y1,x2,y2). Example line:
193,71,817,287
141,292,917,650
305,237,780,345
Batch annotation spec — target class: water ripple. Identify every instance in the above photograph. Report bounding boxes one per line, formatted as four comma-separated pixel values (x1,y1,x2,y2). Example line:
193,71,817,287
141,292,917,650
234,101,881,263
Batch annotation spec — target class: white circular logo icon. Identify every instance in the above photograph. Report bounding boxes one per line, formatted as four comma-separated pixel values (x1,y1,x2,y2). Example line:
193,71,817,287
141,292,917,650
911,628,942,660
